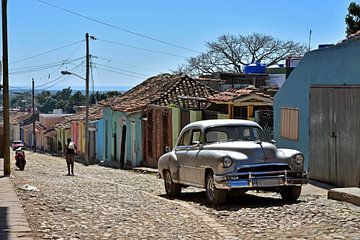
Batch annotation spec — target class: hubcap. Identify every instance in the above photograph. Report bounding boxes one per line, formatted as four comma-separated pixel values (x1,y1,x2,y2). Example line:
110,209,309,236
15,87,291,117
207,176,215,200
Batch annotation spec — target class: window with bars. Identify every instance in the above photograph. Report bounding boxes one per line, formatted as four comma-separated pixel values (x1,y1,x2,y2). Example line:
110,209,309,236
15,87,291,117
280,107,299,141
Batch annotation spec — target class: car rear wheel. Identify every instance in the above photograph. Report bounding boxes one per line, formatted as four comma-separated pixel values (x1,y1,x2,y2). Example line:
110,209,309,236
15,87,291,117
205,172,226,205
280,186,302,201
164,170,181,197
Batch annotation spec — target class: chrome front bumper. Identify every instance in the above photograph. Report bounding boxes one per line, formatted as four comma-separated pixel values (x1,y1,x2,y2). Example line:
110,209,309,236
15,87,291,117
214,170,308,189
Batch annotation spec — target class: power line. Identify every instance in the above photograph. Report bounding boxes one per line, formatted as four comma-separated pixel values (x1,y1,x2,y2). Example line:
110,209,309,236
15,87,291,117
97,38,187,58
94,63,148,77
94,66,144,79
9,57,84,75
36,61,84,89
10,40,84,65
37,0,201,54
42,42,84,81
93,56,157,73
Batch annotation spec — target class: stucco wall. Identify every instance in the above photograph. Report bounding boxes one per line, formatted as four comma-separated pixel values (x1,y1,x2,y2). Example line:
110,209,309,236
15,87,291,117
96,119,104,161
102,108,142,166
274,40,360,170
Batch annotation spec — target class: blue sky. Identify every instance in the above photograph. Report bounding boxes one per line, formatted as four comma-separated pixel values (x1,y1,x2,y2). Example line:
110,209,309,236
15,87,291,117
2,0,355,91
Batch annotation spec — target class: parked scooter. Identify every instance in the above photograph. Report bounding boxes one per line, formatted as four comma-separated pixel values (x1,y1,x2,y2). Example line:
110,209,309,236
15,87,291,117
15,147,26,171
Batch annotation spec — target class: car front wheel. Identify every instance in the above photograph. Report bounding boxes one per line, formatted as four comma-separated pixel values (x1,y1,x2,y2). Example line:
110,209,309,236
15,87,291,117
205,172,226,205
164,170,181,197
280,186,302,201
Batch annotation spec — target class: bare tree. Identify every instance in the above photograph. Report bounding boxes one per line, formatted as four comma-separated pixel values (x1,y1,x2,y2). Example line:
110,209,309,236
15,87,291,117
179,33,307,76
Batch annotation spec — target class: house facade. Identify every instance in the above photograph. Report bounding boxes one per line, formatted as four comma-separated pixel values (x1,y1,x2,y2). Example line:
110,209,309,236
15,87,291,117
274,38,360,187
102,73,216,168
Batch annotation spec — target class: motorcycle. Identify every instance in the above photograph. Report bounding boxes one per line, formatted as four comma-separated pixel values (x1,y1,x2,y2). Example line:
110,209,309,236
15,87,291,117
15,148,26,171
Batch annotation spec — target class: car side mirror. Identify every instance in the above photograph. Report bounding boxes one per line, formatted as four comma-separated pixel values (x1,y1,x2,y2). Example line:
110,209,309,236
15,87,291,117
164,146,171,153
271,139,276,145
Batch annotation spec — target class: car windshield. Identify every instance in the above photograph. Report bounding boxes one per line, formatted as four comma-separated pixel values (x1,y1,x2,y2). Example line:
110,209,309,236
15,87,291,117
205,125,265,143
14,141,23,144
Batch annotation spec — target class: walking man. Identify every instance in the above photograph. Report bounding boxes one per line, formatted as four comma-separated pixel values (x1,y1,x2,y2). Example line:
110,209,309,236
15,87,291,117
65,139,76,176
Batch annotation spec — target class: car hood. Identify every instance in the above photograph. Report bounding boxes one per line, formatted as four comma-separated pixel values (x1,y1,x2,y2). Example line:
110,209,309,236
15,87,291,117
203,141,278,161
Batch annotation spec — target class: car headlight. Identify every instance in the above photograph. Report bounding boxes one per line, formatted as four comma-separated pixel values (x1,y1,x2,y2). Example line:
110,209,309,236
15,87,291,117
222,157,233,168
293,154,304,165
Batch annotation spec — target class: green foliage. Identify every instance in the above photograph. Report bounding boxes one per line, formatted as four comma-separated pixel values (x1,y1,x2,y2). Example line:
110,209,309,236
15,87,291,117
90,91,121,104
10,92,32,111
346,2,360,36
34,88,121,113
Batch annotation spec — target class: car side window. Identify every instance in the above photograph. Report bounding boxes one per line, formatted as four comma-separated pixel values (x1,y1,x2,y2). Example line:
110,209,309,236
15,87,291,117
190,129,202,145
206,130,228,143
178,130,191,146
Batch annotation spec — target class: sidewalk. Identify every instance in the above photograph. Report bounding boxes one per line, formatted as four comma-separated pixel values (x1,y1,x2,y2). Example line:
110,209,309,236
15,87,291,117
0,159,33,240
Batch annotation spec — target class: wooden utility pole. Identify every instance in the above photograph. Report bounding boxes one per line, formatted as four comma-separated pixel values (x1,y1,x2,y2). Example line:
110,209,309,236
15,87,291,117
2,0,10,176
32,78,36,152
85,33,90,165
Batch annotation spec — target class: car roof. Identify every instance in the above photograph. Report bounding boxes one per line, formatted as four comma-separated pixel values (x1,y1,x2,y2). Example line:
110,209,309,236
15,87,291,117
183,119,261,130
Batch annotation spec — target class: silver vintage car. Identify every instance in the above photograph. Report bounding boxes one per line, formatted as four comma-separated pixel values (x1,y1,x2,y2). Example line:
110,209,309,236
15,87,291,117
158,119,308,205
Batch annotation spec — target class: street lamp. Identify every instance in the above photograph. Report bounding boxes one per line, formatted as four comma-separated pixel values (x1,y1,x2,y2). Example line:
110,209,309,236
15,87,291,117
61,70,89,165
60,71,85,80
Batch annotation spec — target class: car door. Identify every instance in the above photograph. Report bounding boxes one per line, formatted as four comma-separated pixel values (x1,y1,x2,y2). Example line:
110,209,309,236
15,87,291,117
186,128,204,185
174,129,191,181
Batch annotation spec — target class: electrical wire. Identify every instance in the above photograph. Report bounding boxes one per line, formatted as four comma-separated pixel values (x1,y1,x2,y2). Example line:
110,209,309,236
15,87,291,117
9,57,84,75
36,61,84,89
92,56,156,73
93,63,148,77
41,42,84,81
94,66,144,79
96,38,187,58
37,0,201,54
10,40,84,65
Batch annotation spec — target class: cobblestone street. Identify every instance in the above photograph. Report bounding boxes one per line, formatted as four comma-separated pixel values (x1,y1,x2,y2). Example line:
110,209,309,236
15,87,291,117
10,151,360,240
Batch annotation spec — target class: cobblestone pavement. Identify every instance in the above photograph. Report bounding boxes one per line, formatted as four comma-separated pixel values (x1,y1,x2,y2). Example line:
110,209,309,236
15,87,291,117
10,151,360,240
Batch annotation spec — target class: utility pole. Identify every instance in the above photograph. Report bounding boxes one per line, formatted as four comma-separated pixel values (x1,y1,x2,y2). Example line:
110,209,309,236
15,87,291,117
85,33,90,165
32,78,36,152
308,30,312,52
2,0,10,176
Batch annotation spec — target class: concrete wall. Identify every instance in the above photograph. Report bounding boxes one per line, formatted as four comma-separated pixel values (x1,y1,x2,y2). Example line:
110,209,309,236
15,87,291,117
274,40,360,170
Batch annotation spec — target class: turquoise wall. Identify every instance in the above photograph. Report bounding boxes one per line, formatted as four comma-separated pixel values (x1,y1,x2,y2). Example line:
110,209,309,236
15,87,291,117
102,107,142,166
96,119,104,161
103,107,113,161
274,40,360,170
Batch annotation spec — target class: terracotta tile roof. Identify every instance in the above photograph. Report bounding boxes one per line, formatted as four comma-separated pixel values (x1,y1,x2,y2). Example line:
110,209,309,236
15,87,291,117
208,87,273,103
10,112,32,124
106,73,216,112
55,102,106,129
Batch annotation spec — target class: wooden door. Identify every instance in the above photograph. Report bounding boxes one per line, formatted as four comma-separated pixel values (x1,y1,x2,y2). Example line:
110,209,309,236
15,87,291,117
310,87,360,187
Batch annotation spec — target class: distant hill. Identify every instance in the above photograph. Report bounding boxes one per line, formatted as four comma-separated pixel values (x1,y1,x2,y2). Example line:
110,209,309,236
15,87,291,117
9,86,130,95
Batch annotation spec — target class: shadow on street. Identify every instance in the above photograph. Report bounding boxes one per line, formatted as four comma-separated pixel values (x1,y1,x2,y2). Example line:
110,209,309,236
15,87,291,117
0,207,9,240
159,190,302,211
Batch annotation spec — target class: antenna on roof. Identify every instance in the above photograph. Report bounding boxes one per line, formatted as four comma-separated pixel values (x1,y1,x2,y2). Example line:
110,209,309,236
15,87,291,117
308,30,312,52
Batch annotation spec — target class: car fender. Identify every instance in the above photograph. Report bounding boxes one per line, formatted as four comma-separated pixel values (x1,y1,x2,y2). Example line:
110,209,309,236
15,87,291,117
197,149,249,175
158,151,180,180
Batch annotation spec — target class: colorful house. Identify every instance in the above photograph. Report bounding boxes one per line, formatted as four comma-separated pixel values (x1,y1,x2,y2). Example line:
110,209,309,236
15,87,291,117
103,73,216,168
61,104,105,162
274,33,360,187
207,87,273,121
9,112,32,142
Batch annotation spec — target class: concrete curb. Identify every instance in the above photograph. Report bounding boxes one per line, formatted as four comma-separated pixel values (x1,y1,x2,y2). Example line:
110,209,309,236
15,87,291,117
0,176,34,240
328,188,360,207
